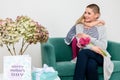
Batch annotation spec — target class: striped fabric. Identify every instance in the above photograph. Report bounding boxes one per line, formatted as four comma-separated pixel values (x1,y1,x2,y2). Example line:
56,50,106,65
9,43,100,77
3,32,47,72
83,27,99,39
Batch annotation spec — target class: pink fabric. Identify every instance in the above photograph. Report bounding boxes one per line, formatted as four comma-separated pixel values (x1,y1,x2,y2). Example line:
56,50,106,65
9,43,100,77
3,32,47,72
71,37,79,59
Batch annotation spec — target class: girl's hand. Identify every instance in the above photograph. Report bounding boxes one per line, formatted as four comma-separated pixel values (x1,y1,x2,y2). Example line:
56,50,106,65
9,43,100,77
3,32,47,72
97,20,105,26
76,33,82,38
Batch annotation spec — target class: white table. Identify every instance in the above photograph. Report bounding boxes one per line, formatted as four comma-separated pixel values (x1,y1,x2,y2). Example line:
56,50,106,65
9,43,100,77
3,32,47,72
0,73,3,80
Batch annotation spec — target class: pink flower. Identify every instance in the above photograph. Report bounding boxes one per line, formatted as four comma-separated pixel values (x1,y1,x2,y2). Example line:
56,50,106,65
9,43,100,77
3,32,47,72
77,37,90,47
77,37,107,56
80,37,90,46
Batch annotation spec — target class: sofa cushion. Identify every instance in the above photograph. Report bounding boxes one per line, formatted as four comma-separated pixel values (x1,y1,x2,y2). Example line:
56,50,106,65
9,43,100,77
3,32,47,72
56,61,75,76
112,61,120,72
56,60,120,76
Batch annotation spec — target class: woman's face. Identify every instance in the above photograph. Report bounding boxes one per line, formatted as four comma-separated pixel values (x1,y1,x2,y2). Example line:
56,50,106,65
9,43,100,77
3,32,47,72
83,8,99,22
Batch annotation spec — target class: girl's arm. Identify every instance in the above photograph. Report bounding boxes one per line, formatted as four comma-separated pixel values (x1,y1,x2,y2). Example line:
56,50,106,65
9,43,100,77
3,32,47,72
82,19,105,27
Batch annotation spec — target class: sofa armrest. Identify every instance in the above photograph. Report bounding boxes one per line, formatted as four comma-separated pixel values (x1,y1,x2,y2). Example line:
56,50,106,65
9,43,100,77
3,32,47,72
107,41,120,60
41,43,56,67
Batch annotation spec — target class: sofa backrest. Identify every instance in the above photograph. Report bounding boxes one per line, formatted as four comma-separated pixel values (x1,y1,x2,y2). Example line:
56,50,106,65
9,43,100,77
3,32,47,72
49,37,72,62
107,41,120,60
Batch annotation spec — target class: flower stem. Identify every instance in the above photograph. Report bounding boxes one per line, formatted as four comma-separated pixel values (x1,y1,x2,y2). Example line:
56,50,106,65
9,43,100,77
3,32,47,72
100,49,107,56
21,43,30,55
19,39,25,55
12,44,16,55
6,45,13,56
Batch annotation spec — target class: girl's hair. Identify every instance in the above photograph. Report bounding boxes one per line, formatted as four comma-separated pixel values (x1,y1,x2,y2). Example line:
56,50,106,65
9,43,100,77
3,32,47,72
75,4,100,25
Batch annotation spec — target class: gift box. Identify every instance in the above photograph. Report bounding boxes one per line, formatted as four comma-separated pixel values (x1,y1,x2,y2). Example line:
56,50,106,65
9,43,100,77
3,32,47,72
32,64,60,80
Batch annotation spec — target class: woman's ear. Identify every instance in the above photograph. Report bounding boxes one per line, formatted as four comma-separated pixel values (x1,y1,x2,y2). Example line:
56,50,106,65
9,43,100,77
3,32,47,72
95,13,100,19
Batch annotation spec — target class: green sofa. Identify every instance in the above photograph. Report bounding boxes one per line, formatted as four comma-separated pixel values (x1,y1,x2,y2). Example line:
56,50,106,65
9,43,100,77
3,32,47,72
41,37,120,80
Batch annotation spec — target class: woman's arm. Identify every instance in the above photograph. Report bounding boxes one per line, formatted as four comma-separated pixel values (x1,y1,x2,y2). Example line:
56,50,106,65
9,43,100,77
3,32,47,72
90,26,107,50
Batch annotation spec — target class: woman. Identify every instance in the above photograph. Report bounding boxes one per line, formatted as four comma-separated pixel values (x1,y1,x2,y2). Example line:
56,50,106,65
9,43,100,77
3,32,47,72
65,6,105,60
64,4,114,80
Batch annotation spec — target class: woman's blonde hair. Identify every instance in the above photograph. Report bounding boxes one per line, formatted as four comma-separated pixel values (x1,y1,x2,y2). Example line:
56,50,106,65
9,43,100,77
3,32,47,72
75,4,100,25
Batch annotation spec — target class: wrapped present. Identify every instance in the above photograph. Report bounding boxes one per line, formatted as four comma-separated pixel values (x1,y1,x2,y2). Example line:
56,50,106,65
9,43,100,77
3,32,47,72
32,64,60,80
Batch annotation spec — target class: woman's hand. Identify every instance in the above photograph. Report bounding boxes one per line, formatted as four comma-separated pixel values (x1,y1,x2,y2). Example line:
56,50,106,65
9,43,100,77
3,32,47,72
91,45,103,56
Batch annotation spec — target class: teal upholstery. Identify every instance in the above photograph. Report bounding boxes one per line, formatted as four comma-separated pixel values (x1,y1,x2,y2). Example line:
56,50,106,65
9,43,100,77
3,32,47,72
41,37,120,80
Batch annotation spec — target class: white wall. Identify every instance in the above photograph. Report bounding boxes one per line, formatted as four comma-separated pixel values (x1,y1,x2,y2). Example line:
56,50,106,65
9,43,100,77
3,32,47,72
0,0,120,73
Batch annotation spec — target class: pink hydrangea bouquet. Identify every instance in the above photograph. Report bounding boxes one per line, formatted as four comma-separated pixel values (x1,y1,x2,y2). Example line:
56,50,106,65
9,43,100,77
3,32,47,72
77,37,107,56
0,16,49,55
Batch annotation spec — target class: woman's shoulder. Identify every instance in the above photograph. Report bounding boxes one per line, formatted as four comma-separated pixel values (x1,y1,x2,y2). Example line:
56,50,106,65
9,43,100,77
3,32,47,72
96,25,107,32
96,25,106,29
